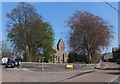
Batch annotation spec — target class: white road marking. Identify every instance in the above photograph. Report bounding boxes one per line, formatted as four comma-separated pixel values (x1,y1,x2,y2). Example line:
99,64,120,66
110,75,119,82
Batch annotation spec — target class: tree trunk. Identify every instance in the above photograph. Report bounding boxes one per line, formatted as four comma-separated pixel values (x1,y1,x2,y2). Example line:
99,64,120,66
88,52,92,63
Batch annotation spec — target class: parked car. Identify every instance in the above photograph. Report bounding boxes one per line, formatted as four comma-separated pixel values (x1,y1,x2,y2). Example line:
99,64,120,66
117,59,120,64
14,60,20,68
1,57,9,65
5,59,20,68
5,59,15,68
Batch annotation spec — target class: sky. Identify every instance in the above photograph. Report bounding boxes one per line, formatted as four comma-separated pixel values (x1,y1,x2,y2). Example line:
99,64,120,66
118,2,120,46
2,2,118,53
0,2,1,55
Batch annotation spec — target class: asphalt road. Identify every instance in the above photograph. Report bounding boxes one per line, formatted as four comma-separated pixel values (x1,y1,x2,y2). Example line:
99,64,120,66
63,62,120,82
2,67,84,82
0,66,2,84
1,62,120,83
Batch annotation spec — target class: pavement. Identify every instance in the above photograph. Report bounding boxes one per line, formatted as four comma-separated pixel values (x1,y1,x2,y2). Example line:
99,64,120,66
1,62,120,83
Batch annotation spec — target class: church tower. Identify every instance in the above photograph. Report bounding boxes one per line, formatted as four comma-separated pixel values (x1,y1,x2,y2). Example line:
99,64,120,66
52,39,68,63
57,39,65,63
57,39,65,51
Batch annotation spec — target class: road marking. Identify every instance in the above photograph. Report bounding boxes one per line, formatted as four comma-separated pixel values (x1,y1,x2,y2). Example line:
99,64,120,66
4,68,29,71
110,75,119,82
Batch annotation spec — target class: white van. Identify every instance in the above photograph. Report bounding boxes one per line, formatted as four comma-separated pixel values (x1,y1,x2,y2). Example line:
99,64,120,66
1,57,9,65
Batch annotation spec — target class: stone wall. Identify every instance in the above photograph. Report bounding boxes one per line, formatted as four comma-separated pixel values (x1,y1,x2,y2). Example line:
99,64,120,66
20,62,99,71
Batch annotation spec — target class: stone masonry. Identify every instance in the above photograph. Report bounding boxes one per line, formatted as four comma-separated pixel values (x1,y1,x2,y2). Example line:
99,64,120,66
52,39,68,63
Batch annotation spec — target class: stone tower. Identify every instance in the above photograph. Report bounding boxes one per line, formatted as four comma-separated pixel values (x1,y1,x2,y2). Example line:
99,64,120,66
57,39,65,63
52,39,68,63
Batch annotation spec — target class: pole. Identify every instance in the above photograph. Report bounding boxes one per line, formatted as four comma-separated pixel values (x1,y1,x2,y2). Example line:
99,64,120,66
42,57,44,70
41,57,45,71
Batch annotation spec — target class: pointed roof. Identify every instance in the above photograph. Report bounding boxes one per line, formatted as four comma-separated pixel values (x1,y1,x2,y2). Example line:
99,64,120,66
57,39,64,50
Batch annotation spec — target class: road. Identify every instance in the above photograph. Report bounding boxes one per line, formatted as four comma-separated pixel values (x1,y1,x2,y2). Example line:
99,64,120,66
1,62,120,83
0,66,2,84
2,67,83,82
63,62,120,82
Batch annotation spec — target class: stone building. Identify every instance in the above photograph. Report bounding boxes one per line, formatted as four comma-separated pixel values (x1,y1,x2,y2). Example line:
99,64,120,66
112,46,120,61
52,39,68,63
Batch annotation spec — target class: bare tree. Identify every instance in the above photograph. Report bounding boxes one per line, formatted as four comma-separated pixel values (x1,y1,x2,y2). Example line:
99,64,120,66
0,41,12,58
66,10,113,63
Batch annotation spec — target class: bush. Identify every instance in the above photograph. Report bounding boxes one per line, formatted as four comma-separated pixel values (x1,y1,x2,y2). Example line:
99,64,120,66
15,56,23,61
